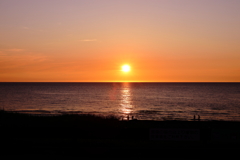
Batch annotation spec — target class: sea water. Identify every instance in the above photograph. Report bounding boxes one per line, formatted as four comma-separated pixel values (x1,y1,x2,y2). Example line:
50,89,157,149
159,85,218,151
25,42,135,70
0,82,240,121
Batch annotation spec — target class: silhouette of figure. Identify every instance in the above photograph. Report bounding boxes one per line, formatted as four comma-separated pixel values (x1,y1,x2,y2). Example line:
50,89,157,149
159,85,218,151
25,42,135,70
198,115,200,121
193,115,196,121
131,116,137,121
127,115,129,121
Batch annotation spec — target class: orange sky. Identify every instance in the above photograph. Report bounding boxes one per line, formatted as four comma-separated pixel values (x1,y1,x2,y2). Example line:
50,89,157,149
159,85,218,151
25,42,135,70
0,0,240,82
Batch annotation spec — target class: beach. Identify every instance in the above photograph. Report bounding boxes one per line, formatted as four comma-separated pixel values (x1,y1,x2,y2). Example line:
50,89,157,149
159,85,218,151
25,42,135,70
1,110,240,157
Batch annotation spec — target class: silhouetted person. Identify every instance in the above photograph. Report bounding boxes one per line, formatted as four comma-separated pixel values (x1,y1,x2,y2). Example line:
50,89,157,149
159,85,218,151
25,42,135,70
193,115,196,121
131,116,137,121
198,115,200,121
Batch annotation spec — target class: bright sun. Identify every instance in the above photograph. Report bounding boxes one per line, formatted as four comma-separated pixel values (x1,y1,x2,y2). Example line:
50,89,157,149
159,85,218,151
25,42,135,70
121,64,131,72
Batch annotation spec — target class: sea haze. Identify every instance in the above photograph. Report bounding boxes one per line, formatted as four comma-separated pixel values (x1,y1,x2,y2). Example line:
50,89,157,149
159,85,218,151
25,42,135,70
0,82,239,121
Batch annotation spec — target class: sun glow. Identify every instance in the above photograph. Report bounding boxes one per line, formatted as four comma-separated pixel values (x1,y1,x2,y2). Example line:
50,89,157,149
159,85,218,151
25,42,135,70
121,64,131,72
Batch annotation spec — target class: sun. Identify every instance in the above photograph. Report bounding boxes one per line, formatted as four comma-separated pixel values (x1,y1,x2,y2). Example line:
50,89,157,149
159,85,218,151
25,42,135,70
121,64,131,72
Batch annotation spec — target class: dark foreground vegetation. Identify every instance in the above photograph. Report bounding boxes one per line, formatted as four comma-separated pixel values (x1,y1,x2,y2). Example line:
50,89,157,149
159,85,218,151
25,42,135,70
1,110,240,157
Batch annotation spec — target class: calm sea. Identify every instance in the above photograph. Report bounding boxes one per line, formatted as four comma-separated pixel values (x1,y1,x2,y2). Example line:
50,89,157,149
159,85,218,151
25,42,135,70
0,82,240,121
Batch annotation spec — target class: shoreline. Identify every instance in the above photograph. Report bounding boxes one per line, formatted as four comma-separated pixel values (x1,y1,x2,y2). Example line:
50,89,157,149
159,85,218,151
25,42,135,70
1,109,240,124
1,109,239,122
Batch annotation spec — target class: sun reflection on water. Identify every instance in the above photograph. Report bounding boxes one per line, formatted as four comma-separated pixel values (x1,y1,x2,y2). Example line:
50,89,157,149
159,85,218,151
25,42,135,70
120,83,134,119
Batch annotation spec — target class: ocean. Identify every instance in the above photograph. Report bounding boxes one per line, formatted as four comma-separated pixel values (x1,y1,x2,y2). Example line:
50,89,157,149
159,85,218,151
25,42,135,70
0,82,239,121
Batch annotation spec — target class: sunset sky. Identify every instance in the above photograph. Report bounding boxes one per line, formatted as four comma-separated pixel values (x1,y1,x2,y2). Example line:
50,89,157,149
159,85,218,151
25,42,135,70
1,0,240,82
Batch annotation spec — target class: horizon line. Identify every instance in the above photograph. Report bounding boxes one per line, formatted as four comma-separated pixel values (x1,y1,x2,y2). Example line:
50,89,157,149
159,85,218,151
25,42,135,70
1,81,239,83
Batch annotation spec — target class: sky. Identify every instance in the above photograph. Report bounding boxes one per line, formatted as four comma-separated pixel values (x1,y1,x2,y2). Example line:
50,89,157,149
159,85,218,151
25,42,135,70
0,0,240,82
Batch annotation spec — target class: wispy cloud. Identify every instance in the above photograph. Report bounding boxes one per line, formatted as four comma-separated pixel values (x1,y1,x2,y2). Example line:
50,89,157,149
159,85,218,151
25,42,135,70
5,48,24,52
0,51,48,73
22,26,30,30
21,26,45,32
0,51,6,57
81,39,97,42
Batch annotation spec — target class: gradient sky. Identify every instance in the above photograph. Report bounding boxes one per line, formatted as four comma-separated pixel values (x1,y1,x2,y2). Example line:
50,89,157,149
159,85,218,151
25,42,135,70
1,0,240,82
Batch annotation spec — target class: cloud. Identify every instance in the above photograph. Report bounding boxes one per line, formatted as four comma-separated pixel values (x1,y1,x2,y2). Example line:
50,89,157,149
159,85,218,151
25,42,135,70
0,52,48,73
21,26,45,32
0,53,6,58
22,27,30,30
81,39,97,42
0,51,7,56
5,48,24,52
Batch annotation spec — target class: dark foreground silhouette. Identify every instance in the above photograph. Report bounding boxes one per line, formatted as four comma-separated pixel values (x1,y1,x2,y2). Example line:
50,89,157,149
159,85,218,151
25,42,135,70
1,110,240,157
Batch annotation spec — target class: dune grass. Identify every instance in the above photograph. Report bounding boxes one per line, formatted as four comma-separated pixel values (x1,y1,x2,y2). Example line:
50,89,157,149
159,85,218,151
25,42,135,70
0,110,120,127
